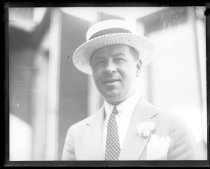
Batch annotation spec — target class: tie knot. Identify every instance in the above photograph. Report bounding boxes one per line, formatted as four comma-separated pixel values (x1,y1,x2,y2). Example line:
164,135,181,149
112,106,118,116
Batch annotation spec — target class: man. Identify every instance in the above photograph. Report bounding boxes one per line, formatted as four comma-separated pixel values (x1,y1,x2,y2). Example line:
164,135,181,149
62,19,200,160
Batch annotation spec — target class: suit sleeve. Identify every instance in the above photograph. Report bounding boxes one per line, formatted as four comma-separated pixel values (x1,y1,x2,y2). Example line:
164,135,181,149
167,115,201,160
62,127,76,160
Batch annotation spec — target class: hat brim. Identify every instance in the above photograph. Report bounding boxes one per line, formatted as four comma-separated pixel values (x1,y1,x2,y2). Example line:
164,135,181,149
72,33,154,75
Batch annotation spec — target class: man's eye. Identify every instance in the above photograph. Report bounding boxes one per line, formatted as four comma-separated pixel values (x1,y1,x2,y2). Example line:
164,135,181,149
114,58,125,63
95,60,105,66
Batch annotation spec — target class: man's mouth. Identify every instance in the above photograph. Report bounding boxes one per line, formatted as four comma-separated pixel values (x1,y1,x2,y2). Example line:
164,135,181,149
103,79,120,84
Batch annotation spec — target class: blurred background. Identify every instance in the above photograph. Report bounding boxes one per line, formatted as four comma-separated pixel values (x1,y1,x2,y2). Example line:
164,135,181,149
8,7,207,161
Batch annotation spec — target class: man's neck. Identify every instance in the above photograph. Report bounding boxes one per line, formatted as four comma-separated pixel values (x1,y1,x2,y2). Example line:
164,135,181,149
105,89,141,107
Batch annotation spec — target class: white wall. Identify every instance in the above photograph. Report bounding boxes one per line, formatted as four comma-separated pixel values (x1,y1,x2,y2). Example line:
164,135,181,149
145,7,206,150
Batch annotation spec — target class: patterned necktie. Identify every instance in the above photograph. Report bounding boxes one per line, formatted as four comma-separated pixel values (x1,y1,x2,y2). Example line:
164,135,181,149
105,106,121,160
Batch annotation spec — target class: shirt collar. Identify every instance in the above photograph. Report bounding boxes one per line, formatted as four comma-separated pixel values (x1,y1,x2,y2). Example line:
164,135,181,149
104,89,141,118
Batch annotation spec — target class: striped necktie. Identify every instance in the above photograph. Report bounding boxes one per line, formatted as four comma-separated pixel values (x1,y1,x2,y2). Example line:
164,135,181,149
105,106,121,160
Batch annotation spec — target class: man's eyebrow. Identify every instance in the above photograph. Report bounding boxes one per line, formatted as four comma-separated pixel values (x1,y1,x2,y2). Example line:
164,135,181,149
93,55,106,61
111,52,126,58
90,55,106,65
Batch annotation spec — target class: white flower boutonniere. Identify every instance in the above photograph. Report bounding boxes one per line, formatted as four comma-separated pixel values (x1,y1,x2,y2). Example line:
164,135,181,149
137,121,156,138
136,121,171,160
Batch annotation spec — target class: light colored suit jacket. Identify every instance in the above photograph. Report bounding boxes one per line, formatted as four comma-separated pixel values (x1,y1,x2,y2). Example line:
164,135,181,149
62,98,200,160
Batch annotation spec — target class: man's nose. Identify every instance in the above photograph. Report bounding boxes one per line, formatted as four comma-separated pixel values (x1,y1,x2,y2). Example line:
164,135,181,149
104,60,116,73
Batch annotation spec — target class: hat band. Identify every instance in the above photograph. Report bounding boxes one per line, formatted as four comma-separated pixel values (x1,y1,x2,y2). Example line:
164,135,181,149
89,28,131,40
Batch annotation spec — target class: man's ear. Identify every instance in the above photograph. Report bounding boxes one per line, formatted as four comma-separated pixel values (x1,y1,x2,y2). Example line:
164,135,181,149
136,59,142,76
137,59,142,70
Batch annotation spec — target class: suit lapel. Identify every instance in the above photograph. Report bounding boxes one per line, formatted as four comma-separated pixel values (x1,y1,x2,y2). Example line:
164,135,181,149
82,98,159,160
119,98,159,160
83,107,105,160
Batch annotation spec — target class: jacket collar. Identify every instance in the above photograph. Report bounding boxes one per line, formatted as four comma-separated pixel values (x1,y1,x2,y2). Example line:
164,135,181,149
84,97,159,160
119,97,158,160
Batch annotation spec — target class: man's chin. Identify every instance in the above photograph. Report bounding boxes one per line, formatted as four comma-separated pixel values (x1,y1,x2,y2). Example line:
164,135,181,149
103,92,123,104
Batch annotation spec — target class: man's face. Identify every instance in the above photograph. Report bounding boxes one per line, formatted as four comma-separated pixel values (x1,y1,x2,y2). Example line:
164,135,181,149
90,44,141,105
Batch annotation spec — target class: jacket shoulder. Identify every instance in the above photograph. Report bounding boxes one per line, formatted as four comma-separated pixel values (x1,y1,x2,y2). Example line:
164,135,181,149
150,106,189,135
66,107,103,135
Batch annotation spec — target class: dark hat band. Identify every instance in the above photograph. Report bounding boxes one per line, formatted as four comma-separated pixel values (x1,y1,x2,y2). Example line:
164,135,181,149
89,28,131,40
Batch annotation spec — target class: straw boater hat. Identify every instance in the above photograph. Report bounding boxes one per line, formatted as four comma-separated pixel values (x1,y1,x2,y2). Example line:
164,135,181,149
72,19,154,75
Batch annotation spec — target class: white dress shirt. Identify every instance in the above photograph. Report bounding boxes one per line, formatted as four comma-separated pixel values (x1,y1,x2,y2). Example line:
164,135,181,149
103,90,141,155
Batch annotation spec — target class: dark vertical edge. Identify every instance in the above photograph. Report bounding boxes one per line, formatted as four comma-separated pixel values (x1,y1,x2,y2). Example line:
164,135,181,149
4,5,10,165
205,3,210,163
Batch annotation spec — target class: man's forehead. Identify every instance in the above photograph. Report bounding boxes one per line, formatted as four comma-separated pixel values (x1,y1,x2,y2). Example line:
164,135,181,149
90,44,139,62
